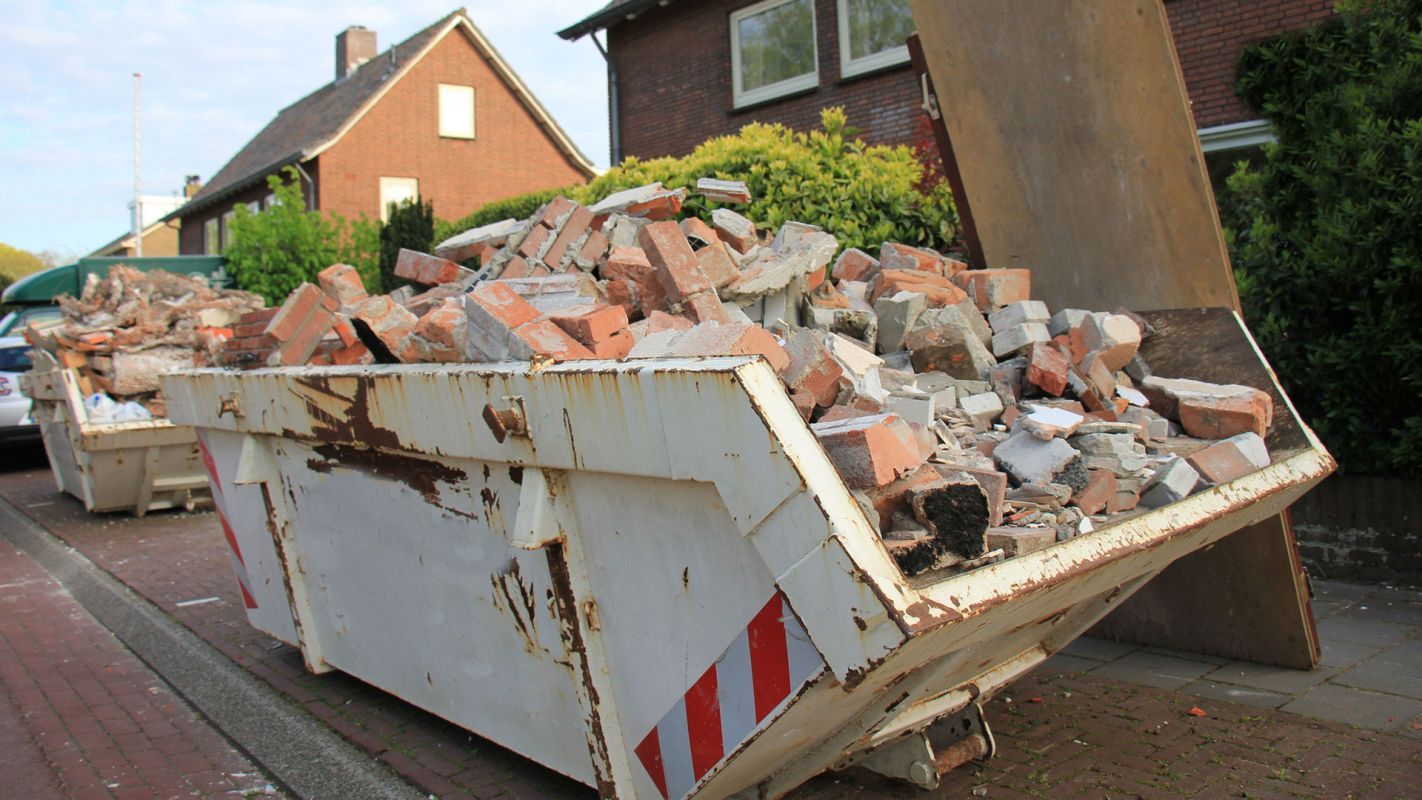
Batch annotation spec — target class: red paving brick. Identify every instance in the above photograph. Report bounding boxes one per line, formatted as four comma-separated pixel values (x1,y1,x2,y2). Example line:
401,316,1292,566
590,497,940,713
0,533,282,799
2,456,1420,799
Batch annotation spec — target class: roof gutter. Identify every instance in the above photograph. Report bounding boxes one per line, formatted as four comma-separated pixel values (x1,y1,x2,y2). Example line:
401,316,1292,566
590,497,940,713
556,0,672,42
162,152,304,222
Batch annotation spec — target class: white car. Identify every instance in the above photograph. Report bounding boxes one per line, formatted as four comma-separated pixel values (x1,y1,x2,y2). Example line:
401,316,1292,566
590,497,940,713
0,336,39,443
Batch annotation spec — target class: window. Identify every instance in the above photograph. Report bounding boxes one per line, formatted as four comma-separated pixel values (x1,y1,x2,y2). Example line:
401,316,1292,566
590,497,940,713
837,0,913,78
379,177,419,222
264,192,277,209
1198,120,1274,197
247,201,260,214
221,210,236,253
731,0,818,108
439,84,476,139
204,218,220,255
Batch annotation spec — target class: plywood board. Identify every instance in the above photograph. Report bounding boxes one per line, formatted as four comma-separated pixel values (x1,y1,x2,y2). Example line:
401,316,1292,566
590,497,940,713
908,0,1239,312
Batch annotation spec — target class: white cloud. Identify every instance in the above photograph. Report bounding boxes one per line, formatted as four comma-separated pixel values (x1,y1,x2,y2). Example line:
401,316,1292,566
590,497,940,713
0,0,611,256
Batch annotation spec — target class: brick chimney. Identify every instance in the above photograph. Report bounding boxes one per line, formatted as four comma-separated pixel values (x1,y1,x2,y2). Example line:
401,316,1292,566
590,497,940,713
183,175,202,198
336,26,377,81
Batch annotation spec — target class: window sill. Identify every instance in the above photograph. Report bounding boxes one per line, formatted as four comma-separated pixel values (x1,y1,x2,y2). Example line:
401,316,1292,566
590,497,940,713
836,57,913,85
730,82,820,114
439,133,477,141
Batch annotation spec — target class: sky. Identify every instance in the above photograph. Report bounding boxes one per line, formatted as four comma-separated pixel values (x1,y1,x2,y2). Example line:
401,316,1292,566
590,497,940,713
0,0,612,260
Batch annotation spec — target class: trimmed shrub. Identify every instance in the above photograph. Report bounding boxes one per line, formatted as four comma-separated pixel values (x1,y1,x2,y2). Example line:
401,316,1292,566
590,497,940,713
226,168,379,304
440,108,957,254
379,198,435,292
1223,0,1422,474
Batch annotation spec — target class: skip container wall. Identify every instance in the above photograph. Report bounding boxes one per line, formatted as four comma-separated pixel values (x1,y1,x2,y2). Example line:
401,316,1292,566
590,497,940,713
161,308,1332,799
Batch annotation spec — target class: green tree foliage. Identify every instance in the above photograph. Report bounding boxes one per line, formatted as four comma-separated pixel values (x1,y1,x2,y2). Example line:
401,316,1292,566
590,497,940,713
225,168,380,304
379,198,435,292
0,243,50,296
441,108,957,254
1223,0,1422,474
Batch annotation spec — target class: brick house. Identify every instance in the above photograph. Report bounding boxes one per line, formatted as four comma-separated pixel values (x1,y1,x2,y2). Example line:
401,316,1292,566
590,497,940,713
560,0,1334,187
173,8,596,256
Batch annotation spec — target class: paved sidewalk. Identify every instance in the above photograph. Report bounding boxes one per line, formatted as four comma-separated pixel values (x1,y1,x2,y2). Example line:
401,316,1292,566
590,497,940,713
2,450,1419,799
0,534,284,799
1052,582,1422,734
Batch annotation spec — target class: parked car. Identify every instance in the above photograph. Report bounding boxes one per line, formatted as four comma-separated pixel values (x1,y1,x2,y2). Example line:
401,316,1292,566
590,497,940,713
0,336,39,443
0,306,62,338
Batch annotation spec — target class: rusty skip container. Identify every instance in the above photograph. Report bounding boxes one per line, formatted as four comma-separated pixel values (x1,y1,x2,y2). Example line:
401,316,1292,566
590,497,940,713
161,308,1332,799
23,364,211,516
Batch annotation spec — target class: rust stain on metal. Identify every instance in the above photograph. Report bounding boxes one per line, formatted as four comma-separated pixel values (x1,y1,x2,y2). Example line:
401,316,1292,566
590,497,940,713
306,443,478,522
508,466,524,485
291,374,403,450
545,545,618,799
490,559,541,654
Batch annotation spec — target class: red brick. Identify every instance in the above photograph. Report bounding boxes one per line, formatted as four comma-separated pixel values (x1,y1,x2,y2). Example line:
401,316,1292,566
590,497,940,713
264,283,326,342
500,255,534,279
550,304,629,345
394,249,468,286
515,225,553,261
680,216,720,246
543,204,595,267
667,322,789,372
535,196,579,229
1026,342,1069,396
316,263,368,306
354,295,419,357
640,220,712,301
880,242,948,276
466,282,540,329
833,248,880,283
871,269,967,306
590,330,634,359
683,291,731,324
1072,469,1118,515
331,341,371,365
812,413,925,489
510,319,595,361
1178,391,1273,439
577,229,609,265
953,269,1031,311
782,329,844,408
696,241,740,289
410,299,468,361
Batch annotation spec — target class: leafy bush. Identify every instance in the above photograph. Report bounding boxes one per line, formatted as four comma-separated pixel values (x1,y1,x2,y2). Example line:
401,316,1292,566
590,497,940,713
1223,0,1422,474
380,198,435,292
441,108,957,253
226,168,379,304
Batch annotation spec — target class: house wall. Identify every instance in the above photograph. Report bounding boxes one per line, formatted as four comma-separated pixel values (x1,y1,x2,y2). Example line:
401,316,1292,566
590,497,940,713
610,0,920,160
1168,0,1334,129
607,0,1335,160
318,28,591,223
177,181,278,256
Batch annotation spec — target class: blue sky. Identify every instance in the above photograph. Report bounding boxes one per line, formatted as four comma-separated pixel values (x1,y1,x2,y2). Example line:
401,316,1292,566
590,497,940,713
0,1,611,259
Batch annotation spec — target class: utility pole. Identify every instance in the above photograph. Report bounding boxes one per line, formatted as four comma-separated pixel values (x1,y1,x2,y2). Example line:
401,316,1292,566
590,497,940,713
133,72,143,257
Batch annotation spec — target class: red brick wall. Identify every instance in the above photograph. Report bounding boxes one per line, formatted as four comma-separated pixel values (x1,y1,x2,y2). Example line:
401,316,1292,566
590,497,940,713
319,27,591,222
608,0,1335,160
1167,0,1334,129
610,0,920,160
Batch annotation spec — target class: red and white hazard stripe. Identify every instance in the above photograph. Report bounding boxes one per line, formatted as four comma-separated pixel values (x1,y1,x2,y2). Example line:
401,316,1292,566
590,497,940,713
196,434,257,610
635,591,823,799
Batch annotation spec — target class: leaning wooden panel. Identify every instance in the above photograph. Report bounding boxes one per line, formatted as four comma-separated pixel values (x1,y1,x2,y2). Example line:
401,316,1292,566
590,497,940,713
907,0,1238,312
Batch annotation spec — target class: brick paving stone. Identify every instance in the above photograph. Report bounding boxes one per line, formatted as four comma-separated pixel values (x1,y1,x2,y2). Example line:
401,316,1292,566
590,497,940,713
0,535,282,799
3,458,1422,799
1281,683,1422,732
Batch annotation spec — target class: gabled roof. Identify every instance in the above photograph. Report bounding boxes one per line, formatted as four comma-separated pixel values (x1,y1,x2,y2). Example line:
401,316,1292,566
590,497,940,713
176,8,596,220
88,217,176,257
558,0,674,41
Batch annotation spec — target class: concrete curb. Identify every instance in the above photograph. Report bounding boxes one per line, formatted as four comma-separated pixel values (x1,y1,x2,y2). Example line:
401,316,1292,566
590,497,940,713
0,497,426,800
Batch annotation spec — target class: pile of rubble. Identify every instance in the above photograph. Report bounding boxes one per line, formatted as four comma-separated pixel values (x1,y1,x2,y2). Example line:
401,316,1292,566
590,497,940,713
223,181,1277,577
26,266,265,418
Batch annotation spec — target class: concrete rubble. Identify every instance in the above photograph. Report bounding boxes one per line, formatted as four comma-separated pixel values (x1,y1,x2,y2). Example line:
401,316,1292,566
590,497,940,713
216,181,1282,578
23,266,265,418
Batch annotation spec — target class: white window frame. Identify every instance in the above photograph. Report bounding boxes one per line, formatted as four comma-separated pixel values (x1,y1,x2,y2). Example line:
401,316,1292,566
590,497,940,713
438,83,477,139
263,192,277,209
837,0,912,79
203,218,220,256
220,210,236,252
379,177,420,222
1197,119,1274,153
731,0,819,109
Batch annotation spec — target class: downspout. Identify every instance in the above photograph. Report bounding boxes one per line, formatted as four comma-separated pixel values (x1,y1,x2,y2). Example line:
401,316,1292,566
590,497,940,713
293,161,317,211
590,31,622,166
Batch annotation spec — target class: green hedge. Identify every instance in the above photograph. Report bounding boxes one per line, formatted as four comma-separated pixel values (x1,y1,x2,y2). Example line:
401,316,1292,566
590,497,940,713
1223,0,1422,474
440,108,957,254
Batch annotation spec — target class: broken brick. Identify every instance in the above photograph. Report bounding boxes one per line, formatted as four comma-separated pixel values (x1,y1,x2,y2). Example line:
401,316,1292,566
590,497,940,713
953,269,1031,311
832,248,880,283
550,304,629,346
394,248,473,286
811,412,926,489
509,319,595,361
316,263,368,307
1026,342,1069,396
639,221,712,302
